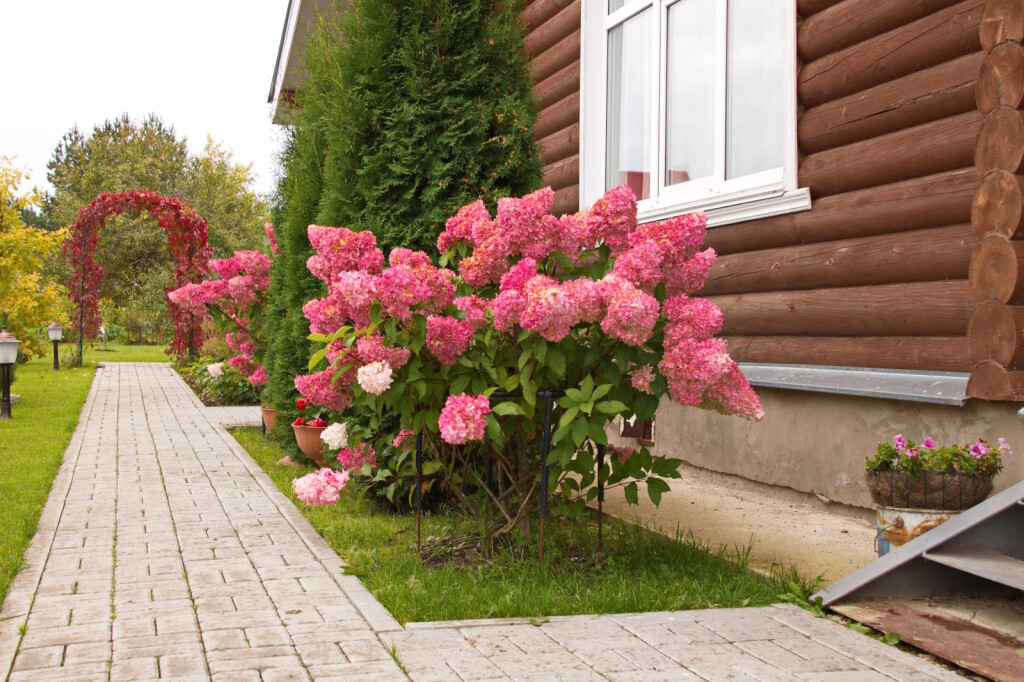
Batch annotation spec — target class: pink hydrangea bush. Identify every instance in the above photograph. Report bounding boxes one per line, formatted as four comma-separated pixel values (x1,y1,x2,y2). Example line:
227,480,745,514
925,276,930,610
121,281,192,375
299,186,761,537
168,232,276,388
292,468,350,506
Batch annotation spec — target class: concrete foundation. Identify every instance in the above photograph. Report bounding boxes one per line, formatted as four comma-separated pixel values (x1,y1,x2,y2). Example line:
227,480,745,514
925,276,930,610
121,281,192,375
619,388,1024,510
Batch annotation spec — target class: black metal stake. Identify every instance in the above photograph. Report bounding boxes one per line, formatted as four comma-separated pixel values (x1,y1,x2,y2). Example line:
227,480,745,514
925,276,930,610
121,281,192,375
0,365,11,420
415,430,423,555
596,443,605,554
538,395,554,565
52,340,60,372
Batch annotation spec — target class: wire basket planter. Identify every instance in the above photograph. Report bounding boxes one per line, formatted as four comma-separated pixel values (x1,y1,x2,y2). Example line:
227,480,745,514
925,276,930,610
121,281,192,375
866,470,994,511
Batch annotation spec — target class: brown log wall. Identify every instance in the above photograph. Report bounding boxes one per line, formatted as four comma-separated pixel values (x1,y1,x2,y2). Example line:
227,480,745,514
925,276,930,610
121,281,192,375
521,0,1010,382
521,0,581,215
705,0,994,376
967,0,1024,400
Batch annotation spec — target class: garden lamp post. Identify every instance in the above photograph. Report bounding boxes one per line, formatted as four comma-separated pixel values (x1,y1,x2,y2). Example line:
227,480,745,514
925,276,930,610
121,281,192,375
0,327,20,420
48,322,63,371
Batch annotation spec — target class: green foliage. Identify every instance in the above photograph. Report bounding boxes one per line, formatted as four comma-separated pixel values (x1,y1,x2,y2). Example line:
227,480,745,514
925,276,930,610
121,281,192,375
262,131,326,419
180,358,260,407
867,438,1006,477
313,0,543,255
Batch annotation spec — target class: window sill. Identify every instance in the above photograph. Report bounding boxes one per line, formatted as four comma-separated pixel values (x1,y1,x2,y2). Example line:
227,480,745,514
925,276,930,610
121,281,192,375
636,187,811,227
738,363,970,407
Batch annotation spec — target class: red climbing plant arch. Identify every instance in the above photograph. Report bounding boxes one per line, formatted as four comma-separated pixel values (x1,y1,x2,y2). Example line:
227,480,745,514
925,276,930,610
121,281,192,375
63,191,211,362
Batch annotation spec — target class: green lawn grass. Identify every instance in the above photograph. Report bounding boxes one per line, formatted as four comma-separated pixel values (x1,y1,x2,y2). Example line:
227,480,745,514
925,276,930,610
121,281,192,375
235,427,803,624
83,341,170,363
0,356,98,604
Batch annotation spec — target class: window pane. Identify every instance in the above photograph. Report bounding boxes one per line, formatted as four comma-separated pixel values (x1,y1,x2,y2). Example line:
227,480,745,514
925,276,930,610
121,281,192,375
608,0,628,12
606,9,652,199
726,0,786,179
665,0,717,187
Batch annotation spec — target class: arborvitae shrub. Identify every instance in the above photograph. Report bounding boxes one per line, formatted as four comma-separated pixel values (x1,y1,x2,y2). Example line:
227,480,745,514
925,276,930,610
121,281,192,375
263,0,543,414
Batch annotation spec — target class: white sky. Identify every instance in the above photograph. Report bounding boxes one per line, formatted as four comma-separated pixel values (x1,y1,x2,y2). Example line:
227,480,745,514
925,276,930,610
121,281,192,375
0,0,288,197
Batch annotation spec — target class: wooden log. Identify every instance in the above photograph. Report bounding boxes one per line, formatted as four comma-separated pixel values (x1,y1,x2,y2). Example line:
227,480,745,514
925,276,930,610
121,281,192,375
520,0,576,32
535,90,580,139
975,107,1024,174
543,154,578,191
727,336,971,372
706,168,979,256
968,300,1024,367
967,361,1024,400
526,0,580,58
709,280,974,337
799,52,983,154
799,0,984,109
552,184,579,215
538,122,579,165
976,41,1024,114
703,224,976,296
797,0,842,18
800,112,980,197
968,232,1024,302
798,0,964,63
972,170,1024,238
980,0,1024,51
535,59,579,111
531,28,580,83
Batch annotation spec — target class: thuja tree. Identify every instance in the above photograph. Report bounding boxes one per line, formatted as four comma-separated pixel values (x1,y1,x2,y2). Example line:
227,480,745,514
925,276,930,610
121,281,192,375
315,0,543,254
294,186,763,538
262,127,328,418
264,0,543,419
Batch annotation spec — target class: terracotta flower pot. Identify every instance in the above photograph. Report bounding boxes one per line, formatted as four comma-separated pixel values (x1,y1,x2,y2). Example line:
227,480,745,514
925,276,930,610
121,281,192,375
293,424,327,466
261,406,279,431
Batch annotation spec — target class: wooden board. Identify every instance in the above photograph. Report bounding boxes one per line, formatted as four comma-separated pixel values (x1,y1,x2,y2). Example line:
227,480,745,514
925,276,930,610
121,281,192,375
833,598,1024,682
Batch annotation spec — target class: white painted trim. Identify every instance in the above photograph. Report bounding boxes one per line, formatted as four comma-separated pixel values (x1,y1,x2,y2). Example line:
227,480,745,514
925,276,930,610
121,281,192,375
272,0,304,111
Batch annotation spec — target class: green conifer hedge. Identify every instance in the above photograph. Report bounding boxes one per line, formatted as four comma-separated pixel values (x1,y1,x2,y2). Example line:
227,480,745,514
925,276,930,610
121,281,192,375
264,0,543,418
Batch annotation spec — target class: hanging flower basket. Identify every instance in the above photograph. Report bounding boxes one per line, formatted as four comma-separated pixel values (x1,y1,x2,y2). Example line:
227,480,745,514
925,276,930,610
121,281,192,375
865,470,994,511
866,434,1006,511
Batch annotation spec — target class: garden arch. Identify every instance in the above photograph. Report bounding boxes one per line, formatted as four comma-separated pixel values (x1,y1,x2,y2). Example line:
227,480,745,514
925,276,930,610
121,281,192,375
63,190,211,361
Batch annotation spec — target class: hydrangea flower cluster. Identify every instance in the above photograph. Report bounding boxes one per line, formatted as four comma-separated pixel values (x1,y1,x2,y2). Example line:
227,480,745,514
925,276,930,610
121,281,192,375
321,422,348,450
357,361,393,395
298,185,762,427
438,394,491,445
292,468,349,506
168,243,274,387
337,442,376,470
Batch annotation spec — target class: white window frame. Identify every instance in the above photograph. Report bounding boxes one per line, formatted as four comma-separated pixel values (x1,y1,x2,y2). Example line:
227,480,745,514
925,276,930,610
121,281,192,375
580,0,810,227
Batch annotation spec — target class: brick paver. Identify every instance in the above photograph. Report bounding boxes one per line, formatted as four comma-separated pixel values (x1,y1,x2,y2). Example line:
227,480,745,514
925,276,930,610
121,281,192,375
0,363,964,681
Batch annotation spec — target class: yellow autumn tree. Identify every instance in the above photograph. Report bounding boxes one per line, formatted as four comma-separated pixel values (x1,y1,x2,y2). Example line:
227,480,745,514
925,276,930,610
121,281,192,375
0,157,68,359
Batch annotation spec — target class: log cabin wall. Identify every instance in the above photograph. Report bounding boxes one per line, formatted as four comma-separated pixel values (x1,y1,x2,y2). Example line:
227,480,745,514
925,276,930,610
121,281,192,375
965,0,1024,400
706,0,988,374
521,0,1000,376
521,0,581,216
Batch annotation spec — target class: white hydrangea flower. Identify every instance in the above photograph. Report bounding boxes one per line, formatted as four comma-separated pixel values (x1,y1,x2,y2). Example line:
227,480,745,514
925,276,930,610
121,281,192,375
357,361,393,395
321,422,348,450
207,362,225,378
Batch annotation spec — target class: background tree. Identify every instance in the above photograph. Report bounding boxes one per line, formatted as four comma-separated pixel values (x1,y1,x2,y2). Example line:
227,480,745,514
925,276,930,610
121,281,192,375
43,115,268,342
0,158,67,359
263,0,542,418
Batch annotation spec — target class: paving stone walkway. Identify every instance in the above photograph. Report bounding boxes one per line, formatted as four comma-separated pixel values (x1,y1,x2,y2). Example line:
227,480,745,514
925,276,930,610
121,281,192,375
0,364,964,681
